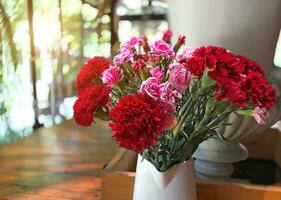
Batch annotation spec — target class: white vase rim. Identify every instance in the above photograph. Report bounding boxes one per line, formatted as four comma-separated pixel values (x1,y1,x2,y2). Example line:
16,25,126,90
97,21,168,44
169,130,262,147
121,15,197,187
139,155,194,173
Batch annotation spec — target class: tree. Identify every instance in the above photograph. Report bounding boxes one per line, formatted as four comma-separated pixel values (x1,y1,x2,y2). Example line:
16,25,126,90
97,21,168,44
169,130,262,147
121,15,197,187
27,0,41,128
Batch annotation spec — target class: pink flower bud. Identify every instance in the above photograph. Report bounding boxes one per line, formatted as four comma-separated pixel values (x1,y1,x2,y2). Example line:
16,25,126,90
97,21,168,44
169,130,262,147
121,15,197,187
169,63,191,90
162,102,176,113
139,35,148,44
162,30,173,42
176,47,197,62
253,107,269,125
139,35,150,52
102,66,124,86
163,115,177,130
177,35,186,45
148,52,161,63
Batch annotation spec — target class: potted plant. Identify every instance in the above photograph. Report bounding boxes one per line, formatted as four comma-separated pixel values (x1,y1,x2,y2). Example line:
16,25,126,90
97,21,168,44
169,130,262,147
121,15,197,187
73,31,277,200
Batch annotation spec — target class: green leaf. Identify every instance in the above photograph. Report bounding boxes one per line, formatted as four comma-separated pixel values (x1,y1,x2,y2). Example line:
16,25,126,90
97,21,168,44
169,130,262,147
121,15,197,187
201,69,216,89
215,101,230,112
0,102,7,115
237,109,253,116
140,69,149,81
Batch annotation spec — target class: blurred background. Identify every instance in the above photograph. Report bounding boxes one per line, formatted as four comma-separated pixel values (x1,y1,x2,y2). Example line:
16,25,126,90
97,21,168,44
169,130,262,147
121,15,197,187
0,0,169,144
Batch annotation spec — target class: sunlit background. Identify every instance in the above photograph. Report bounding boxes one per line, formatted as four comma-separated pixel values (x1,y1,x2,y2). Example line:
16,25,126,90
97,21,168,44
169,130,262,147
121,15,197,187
0,0,168,144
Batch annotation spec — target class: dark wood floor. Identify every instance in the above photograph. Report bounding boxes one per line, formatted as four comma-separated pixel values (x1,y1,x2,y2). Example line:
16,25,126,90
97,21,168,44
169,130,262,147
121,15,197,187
0,120,117,200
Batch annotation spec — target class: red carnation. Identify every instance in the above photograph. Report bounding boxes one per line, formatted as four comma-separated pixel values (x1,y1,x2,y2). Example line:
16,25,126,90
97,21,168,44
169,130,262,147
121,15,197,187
76,57,110,94
214,79,247,107
208,55,242,82
182,46,207,78
109,93,167,152
242,71,276,109
73,99,93,127
182,46,275,108
182,46,238,78
236,55,264,75
73,84,111,127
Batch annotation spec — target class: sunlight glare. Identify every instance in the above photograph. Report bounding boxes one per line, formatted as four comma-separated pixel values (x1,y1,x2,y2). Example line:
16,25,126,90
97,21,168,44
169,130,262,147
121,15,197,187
34,21,60,49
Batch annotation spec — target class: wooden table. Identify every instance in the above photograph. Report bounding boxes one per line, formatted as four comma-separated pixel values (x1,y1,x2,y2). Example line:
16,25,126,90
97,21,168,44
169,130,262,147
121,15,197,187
1,120,281,200
0,120,117,200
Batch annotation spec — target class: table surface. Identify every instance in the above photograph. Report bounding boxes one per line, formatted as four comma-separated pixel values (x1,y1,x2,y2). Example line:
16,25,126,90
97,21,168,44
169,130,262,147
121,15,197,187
0,120,117,200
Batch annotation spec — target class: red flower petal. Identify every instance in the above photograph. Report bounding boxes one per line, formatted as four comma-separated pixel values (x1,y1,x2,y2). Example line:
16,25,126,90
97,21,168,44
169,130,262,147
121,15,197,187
109,94,167,152
73,84,111,127
76,57,110,94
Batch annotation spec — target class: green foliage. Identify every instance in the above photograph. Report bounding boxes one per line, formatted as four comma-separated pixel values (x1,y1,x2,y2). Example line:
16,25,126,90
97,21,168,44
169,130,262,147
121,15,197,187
142,78,236,172
0,0,19,121
0,101,7,115
0,0,18,69
0,0,25,139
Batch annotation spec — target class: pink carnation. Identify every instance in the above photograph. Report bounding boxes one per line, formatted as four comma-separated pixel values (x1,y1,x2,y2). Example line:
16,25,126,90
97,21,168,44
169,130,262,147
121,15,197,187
140,77,160,99
132,54,148,72
113,49,135,65
140,79,181,113
253,107,269,125
148,52,161,63
159,82,182,105
169,63,191,90
147,66,165,82
158,102,175,114
121,36,139,51
151,40,175,58
102,66,124,86
176,47,197,62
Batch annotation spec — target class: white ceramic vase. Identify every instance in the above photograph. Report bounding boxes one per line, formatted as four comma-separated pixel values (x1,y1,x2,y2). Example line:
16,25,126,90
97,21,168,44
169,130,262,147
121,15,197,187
133,155,196,200
168,0,281,180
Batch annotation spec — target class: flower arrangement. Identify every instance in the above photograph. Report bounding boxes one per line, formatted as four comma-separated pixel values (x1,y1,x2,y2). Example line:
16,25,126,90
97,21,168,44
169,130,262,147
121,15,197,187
73,31,277,172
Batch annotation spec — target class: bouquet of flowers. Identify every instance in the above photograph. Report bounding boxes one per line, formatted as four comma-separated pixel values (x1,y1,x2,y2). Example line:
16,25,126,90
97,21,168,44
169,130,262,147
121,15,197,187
73,31,276,172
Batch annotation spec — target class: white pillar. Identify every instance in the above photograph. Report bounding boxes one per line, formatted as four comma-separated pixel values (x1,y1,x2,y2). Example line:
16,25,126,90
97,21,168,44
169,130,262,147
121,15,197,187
168,0,281,74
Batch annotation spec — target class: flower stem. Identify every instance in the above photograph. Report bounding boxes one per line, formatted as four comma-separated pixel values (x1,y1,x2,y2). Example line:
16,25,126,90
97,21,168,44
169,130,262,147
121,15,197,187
114,85,124,95
173,93,194,135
